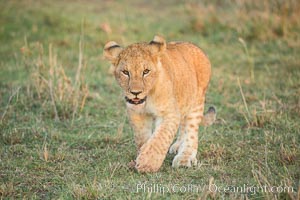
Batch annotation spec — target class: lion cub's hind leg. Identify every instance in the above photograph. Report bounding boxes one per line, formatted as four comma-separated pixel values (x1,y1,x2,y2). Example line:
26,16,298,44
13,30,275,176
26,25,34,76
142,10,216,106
172,104,204,168
169,121,186,154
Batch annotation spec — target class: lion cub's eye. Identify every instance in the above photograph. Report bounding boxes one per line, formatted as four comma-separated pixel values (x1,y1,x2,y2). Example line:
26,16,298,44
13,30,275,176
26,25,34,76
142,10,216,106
122,70,129,76
143,69,150,76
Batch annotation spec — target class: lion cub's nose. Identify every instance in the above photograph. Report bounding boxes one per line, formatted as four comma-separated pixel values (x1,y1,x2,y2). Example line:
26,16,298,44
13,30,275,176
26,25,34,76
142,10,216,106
130,91,142,96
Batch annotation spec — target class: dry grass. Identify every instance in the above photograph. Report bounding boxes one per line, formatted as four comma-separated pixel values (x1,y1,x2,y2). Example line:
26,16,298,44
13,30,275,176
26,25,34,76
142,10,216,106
24,39,89,121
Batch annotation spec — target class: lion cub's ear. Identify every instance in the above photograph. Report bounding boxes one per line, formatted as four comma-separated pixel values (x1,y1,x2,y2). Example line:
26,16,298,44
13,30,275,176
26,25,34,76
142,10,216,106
103,41,123,63
149,35,166,54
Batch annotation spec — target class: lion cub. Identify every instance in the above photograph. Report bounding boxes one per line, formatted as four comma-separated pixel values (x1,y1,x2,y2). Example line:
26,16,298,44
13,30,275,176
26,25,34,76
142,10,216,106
104,35,215,172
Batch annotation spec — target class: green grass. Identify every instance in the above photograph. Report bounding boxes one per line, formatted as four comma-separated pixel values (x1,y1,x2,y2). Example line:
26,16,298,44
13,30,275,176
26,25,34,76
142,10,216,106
0,0,299,199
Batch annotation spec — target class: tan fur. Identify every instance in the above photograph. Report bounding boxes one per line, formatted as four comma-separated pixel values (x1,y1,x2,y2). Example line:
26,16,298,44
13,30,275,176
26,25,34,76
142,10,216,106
104,35,215,172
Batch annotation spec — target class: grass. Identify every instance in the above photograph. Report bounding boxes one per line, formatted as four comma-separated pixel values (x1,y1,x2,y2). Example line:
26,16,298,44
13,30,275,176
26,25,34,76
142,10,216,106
0,0,299,199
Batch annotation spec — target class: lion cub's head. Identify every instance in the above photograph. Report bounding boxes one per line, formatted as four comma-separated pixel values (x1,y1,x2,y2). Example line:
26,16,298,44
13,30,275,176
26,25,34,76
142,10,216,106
104,36,166,108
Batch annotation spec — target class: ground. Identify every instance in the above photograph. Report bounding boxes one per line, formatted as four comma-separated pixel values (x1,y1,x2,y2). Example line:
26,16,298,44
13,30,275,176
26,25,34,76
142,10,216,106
0,0,299,199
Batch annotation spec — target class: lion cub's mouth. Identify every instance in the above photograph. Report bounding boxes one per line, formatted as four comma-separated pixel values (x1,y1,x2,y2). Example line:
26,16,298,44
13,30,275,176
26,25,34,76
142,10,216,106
125,96,147,105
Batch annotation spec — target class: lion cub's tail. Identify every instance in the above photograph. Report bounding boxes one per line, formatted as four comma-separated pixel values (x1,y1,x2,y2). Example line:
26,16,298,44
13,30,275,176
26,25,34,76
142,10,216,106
201,106,217,126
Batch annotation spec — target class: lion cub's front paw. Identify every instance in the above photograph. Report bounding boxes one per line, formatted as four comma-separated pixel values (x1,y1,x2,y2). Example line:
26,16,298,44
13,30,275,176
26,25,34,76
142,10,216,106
172,152,197,168
135,142,165,173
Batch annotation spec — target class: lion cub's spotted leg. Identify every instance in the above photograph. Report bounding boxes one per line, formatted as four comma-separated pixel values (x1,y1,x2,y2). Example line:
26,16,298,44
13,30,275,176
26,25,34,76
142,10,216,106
135,114,180,172
129,112,153,151
172,103,204,167
169,121,186,154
